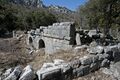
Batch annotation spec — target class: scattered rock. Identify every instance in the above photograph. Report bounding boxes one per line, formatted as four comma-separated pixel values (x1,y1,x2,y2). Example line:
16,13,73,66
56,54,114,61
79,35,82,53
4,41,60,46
37,66,61,80
74,45,87,53
88,46,104,54
5,66,22,80
53,59,65,66
80,55,93,65
19,65,35,80
101,68,113,75
3,68,14,78
101,59,110,67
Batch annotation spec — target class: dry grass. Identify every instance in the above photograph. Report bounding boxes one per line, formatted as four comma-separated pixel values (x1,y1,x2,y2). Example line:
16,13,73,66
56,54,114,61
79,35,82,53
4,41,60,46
0,35,112,80
29,48,88,71
0,35,33,69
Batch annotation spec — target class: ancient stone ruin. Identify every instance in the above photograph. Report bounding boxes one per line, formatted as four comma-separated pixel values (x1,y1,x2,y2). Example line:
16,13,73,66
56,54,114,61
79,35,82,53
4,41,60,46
27,22,76,54
27,22,119,54
1,22,120,80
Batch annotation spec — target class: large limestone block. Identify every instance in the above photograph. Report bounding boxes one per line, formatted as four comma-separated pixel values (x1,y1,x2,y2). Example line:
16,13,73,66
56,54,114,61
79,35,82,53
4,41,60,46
19,65,35,80
3,68,14,78
87,46,104,54
37,66,61,80
5,66,22,80
76,33,81,45
80,56,93,65
73,65,90,77
73,45,88,54
88,30,97,37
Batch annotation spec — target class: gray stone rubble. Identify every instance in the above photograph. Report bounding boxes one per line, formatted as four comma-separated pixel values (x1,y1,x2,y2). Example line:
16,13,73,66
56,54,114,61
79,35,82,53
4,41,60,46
1,22,120,80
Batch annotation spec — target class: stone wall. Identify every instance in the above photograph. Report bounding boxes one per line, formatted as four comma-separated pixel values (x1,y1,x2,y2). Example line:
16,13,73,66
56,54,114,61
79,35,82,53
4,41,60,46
36,43,120,80
1,43,120,80
27,22,75,54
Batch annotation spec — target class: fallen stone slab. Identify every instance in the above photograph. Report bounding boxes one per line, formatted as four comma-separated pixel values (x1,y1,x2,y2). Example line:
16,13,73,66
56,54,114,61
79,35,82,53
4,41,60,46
74,45,87,54
73,65,90,78
80,55,93,66
69,60,81,69
101,59,110,67
60,64,73,80
5,66,22,80
87,46,104,54
37,66,61,80
40,63,55,70
53,59,65,66
3,68,14,78
19,65,35,80
90,62,101,72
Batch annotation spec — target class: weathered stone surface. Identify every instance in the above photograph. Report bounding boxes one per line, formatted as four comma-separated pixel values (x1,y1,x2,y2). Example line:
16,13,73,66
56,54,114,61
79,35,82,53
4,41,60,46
61,65,73,80
3,68,14,78
89,41,98,47
37,66,61,80
73,65,90,77
76,33,81,45
69,60,81,69
19,65,35,80
5,66,22,80
90,62,101,72
37,60,70,80
40,63,55,70
73,67,84,77
80,55,93,65
92,55,99,63
110,62,120,80
53,59,65,66
101,59,110,67
88,46,104,54
101,68,113,75
74,45,87,54
88,30,97,38
27,22,75,54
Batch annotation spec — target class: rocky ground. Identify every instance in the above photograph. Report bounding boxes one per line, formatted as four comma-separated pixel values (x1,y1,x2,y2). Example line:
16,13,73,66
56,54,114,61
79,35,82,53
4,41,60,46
0,36,114,80
73,70,112,80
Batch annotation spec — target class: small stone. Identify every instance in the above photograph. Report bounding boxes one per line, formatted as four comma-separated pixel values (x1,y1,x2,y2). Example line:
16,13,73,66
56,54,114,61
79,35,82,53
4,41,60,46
101,59,110,67
80,55,93,65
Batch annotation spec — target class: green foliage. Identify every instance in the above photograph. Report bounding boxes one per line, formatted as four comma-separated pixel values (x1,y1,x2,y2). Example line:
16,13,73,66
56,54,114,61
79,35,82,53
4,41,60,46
77,0,120,34
0,3,57,36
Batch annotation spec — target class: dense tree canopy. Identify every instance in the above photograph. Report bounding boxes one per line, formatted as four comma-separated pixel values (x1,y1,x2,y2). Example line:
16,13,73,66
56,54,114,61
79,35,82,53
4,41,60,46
0,1,57,36
77,0,120,34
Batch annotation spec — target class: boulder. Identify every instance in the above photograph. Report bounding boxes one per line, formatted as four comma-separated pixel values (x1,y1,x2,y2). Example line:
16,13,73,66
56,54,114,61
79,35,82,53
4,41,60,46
37,66,61,80
40,63,55,70
61,64,73,80
53,59,65,66
3,68,14,78
74,45,87,54
5,66,22,80
88,46,104,54
101,68,113,75
19,65,35,80
73,65,90,77
80,55,93,65
76,33,81,45
88,30,97,38
69,60,81,69
101,59,110,67
90,62,101,72
89,41,98,47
